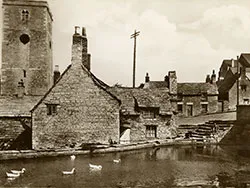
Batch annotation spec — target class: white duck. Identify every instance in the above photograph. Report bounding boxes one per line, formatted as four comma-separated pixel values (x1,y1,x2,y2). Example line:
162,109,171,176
11,168,26,174
70,155,76,161
89,163,102,170
62,168,75,175
113,159,121,163
6,172,20,178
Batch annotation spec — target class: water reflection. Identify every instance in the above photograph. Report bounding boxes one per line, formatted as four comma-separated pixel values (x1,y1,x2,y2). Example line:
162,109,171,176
2,145,250,187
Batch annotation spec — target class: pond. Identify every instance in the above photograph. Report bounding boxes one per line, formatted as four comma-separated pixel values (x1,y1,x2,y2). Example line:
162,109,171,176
0,145,250,187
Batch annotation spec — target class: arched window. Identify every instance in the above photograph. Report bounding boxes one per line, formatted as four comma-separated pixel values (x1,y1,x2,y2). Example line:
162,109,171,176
21,10,29,21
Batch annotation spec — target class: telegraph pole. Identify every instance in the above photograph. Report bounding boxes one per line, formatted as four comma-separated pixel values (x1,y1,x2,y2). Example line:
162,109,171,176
131,30,140,88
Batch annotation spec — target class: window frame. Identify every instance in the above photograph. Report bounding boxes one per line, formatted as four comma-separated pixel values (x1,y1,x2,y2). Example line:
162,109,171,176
145,125,157,138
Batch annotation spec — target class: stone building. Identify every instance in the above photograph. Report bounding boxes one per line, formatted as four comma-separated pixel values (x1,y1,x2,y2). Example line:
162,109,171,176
0,0,54,150
217,54,250,111
31,28,121,150
108,87,177,144
177,71,219,117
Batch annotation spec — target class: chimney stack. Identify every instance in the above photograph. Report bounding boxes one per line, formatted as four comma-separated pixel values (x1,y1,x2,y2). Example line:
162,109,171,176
205,75,211,83
210,70,216,84
53,65,60,84
231,59,235,67
17,79,25,98
168,71,177,95
145,73,150,83
72,26,91,71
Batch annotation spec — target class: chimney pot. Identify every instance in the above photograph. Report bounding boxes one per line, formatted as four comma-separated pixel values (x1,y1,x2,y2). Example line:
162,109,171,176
74,26,80,35
82,27,86,36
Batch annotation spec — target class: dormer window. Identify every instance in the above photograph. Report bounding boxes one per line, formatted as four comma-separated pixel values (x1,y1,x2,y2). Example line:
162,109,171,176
21,10,29,22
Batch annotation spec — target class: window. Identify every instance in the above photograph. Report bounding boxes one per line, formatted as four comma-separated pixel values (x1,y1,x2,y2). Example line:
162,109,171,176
20,34,30,44
142,109,158,119
201,104,208,113
177,104,183,114
244,99,249,104
241,85,247,92
23,70,26,78
146,125,157,138
46,104,57,115
21,10,29,21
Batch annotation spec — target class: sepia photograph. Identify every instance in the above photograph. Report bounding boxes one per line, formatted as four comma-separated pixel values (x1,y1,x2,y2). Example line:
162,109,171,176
0,0,250,187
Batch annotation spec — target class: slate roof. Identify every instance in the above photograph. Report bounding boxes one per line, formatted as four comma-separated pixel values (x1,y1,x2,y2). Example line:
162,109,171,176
144,81,169,89
0,95,42,117
108,87,172,115
177,83,218,95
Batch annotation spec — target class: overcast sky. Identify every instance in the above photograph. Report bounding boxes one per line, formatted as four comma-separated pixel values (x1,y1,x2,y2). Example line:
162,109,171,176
2,0,250,87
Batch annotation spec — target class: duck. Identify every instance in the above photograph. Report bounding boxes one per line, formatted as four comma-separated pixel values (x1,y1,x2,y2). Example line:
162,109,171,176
10,168,26,174
70,155,76,161
89,163,102,170
113,159,121,163
6,172,20,178
62,168,75,175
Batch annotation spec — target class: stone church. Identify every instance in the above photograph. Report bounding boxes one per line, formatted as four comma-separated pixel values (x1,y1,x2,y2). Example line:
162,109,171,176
0,0,177,150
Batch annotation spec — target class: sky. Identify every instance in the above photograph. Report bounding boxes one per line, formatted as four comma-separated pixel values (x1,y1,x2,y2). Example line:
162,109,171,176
2,0,250,87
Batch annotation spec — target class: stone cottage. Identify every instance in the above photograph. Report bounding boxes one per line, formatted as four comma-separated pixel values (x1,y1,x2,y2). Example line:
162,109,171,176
177,72,219,117
31,28,121,150
217,54,250,111
108,87,177,144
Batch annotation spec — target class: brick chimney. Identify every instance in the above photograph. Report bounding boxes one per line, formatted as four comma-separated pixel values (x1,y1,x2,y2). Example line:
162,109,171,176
168,71,177,95
145,73,150,83
53,65,60,84
72,26,91,70
17,79,25,98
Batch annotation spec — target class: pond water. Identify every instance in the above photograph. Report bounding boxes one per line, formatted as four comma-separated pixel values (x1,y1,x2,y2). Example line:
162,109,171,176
1,145,250,187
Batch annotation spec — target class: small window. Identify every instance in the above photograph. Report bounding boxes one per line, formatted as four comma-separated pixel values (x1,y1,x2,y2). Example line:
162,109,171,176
177,93,183,101
21,10,29,21
142,109,157,119
241,85,247,92
23,70,26,78
244,99,249,104
46,104,57,115
20,34,30,44
177,104,183,114
201,104,208,114
146,125,157,138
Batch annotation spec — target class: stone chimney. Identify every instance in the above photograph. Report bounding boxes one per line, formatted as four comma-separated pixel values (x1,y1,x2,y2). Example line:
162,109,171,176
210,70,216,84
72,26,91,70
17,79,25,98
53,65,60,84
145,73,150,83
205,75,211,83
231,59,235,67
168,71,177,95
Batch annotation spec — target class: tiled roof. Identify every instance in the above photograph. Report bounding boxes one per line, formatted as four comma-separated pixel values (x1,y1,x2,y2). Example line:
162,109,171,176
177,83,218,95
218,68,239,93
108,87,172,115
144,81,169,89
0,95,42,117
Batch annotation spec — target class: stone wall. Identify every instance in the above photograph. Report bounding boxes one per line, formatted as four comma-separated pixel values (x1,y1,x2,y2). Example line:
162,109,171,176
121,113,176,143
229,82,250,111
179,95,218,117
1,0,53,96
32,63,120,150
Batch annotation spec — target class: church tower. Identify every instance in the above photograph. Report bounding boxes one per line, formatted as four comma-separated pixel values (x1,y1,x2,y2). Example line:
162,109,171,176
1,0,53,96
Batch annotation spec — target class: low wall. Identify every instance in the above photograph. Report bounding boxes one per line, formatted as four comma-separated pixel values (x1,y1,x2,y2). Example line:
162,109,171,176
177,111,236,126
